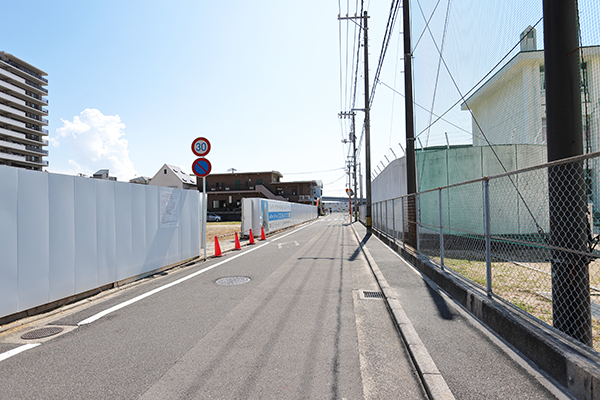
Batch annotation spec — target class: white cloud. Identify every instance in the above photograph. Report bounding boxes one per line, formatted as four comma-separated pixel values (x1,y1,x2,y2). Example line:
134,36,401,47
54,108,137,180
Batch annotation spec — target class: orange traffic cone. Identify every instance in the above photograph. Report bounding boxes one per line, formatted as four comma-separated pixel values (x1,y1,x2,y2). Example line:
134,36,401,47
214,236,223,257
260,227,266,240
248,229,255,245
234,232,241,250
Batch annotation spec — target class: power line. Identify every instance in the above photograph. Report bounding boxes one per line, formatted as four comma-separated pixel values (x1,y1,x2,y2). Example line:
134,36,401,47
283,167,346,175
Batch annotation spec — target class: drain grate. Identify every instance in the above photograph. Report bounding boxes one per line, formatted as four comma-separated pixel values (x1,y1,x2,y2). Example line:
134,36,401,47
21,327,64,340
215,276,251,286
362,291,385,299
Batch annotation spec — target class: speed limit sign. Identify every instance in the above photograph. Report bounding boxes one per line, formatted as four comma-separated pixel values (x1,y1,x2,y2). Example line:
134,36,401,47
191,137,211,157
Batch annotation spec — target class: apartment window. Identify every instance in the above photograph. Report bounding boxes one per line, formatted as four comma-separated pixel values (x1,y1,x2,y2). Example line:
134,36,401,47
291,189,297,196
213,200,220,209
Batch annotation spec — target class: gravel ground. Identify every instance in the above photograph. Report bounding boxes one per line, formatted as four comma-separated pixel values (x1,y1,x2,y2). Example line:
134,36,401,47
205,223,243,256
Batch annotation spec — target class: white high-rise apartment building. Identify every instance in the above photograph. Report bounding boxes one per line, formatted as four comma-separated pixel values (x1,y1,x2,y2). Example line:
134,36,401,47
0,51,48,170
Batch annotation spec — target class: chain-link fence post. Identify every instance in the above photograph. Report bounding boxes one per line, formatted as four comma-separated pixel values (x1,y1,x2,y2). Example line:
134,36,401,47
402,196,406,251
484,178,492,297
416,193,421,253
439,188,445,269
392,198,396,244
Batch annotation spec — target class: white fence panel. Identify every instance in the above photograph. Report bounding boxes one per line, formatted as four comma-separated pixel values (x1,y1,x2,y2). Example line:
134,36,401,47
0,166,202,320
241,198,317,236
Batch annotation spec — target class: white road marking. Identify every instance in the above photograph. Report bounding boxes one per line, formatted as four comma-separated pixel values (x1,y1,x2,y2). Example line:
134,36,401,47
80,220,319,325
0,343,41,362
276,241,301,250
78,242,269,326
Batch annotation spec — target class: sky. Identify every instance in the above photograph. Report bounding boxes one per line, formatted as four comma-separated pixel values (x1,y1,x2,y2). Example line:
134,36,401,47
2,1,598,197
0,0,391,197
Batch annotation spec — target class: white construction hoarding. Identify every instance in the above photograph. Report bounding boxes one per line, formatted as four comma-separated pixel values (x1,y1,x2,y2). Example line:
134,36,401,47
241,198,317,236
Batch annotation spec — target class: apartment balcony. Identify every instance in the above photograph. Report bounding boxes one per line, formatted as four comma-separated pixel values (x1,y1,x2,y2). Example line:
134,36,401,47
0,79,48,106
0,58,48,85
0,139,49,156
0,68,47,97
0,105,48,127
0,127,49,146
0,150,48,167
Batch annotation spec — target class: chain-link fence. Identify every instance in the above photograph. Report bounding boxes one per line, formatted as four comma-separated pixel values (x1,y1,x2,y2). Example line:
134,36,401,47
371,151,600,351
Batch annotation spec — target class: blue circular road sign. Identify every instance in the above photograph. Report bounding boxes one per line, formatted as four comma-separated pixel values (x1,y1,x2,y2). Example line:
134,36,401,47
192,157,212,177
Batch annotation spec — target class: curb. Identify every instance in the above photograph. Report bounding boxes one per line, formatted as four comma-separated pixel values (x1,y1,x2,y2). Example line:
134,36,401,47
368,225,600,400
350,223,456,400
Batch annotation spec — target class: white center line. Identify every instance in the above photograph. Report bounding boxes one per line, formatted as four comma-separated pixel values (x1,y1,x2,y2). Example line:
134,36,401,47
0,343,41,362
78,242,269,326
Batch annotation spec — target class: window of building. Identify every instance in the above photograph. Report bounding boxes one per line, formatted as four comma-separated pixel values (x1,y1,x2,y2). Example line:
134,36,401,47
291,189,297,196
277,188,283,196
213,200,220,209
164,169,167,174
257,179,262,185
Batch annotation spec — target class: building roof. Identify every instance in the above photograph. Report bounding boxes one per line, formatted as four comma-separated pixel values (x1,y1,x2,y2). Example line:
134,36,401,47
208,171,283,179
166,164,196,185
151,164,196,186
461,45,600,110
0,51,47,76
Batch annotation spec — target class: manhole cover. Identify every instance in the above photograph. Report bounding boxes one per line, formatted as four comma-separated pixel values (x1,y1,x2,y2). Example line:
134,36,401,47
215,276,251,286
21,327,64,340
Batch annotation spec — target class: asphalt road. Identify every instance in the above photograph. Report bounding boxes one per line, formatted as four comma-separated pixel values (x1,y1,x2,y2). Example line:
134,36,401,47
0,215,426,399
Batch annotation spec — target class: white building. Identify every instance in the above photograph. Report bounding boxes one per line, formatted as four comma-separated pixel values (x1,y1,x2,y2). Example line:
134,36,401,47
149,164,197,190
0,52,49,170
461,27,599,157
460,27,600,230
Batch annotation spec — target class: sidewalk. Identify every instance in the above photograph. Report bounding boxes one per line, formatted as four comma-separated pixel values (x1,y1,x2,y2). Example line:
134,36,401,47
351,221,571,400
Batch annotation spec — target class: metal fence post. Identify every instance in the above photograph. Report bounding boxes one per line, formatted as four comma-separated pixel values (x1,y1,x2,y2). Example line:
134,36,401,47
401,196,406,251
385,200,389,239
439,189,444,269
416,193,421,253
484,178,492,297
392,198,396,243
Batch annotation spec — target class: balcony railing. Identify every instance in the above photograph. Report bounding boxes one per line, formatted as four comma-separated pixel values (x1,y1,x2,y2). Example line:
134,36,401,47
1,58,48,83
25,79,48,94
25,145,49,155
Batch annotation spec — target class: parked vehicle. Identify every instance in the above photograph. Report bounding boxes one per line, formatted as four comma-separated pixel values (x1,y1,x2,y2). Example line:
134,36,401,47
207,212,222,222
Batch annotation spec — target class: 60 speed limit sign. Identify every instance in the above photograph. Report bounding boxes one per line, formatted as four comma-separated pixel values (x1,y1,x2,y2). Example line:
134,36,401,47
191,137,211,157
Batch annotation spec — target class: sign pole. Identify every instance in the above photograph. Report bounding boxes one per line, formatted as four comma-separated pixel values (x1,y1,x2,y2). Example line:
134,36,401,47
203,176,207,261
191,136,212,262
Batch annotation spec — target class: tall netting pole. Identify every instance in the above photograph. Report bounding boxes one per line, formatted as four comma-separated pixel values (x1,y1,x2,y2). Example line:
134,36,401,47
544,0,592,346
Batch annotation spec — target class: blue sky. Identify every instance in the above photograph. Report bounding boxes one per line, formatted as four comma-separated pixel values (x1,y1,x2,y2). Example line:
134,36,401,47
2,1,597,197
2,0,364,196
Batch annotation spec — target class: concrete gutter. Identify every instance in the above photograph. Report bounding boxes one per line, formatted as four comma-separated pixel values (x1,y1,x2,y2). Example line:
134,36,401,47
368,226,600,400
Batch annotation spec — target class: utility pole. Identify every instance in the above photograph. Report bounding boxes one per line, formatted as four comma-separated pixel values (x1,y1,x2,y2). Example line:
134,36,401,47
363,10,372,231
352,114,358,221
339,111,359,221
543,0,591,345
403,0,417,247
339,11,371,229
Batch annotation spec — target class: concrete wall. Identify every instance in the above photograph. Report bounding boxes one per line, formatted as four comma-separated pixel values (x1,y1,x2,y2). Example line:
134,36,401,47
241,198,317,236
372,144,549,235
0,166,202,320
